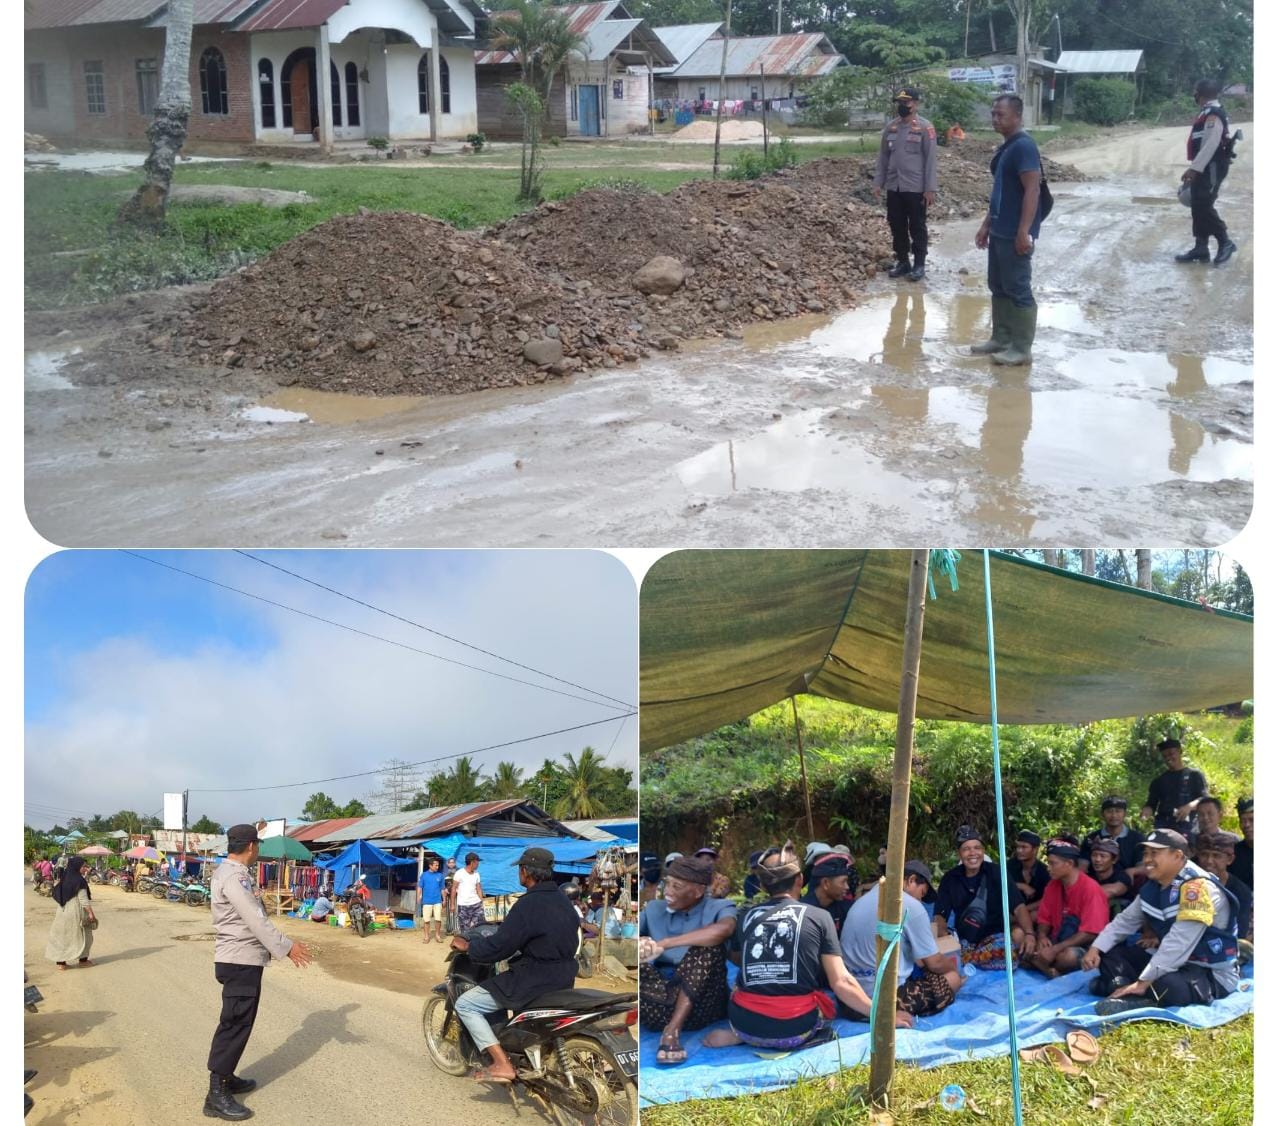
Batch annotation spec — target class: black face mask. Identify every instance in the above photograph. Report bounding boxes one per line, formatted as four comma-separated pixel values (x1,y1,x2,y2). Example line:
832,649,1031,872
896,103,913,118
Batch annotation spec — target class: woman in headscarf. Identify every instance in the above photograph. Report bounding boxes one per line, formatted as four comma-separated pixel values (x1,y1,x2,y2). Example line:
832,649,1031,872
45,857,96,970
638,856,736,1065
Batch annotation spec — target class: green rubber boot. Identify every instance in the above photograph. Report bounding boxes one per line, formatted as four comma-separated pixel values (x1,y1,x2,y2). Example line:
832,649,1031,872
991,303,1037,365
968,297,1012,355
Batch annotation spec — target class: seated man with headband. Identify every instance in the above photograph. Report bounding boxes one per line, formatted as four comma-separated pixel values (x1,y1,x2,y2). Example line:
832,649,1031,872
704,844,912,1053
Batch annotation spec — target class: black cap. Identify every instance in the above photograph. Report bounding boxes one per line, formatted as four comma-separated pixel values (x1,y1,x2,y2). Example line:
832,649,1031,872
895,86,921,101
1157,738,1183,752
226,824,260,850
1238,797,1253,815
955,825,982,848
904,859,937,903
641,852,659,866
693,846,719,859
1016,830,1042,847
464,852,480,863
1045,838,1080,860
1144,828,1189,852
512,846,553,868
1101,795,1128,810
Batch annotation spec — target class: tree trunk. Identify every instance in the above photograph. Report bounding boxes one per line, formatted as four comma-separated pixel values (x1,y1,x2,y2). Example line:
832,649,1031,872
1081,549,1096,577
1043,550,1062,569
119,0,194,227
1136,550,1153,591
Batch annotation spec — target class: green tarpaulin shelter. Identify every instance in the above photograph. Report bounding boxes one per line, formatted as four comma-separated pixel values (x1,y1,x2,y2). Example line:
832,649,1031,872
641,551,1251,751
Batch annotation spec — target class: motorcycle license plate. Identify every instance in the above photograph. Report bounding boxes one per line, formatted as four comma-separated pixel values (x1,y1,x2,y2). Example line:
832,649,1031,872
24,985,43,1007
604,1035,639,1077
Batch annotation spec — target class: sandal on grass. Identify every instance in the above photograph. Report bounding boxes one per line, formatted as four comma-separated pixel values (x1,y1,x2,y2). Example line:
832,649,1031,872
656,1033,687,1066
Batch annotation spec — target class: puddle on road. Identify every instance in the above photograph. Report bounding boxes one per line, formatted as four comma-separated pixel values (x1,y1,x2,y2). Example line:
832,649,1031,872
242,405,310,424
262,387,429,424
25,350,77,391
741,313,832,350
1058,350,1251,394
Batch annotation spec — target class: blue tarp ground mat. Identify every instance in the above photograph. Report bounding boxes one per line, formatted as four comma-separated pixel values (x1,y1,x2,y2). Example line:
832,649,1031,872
639,962,1254,1108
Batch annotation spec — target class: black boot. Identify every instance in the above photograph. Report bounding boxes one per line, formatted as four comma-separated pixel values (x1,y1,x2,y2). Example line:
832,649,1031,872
204,1074,253,1121
1175,241,1210,263
1213,238,1237,266
227,1076,257,1094
887,260,911,278
908,259,926,281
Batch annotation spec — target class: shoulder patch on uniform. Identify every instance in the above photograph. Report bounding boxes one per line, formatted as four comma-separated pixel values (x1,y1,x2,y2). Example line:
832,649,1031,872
1177,878,1214,925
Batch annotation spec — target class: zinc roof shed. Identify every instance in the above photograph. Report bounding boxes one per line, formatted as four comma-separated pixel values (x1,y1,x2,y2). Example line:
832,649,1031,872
1054,49,1145,76
651,21,724,72
672,33,846,80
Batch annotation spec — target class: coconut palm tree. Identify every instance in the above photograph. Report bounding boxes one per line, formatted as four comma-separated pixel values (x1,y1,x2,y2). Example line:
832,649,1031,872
434,756,486,805
119,0,194,225
552,747,609,819
492,0,586,200
489,761,526,799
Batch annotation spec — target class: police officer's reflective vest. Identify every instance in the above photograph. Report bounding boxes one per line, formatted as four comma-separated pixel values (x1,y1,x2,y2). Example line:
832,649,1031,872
1139,862,1238,966
1187,103,1231,167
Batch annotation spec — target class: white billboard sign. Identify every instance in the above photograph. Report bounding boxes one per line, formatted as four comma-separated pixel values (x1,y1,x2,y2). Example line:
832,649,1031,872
163,792,186,831
260,818,286,841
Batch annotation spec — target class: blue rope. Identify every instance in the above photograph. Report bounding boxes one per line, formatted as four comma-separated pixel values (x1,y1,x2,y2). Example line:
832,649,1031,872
983,549,1025,1126
926,549,963,601
869,910,906,1035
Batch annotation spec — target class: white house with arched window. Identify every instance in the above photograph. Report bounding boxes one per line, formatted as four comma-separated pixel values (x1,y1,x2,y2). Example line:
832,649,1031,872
244,0,483,145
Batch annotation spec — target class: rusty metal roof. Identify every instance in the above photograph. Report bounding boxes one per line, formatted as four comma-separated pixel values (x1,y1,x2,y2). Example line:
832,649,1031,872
672,32,845,79
311,799,579,844
478,1,627,66
26,0,164,29
233,0,343,31
287,817,364,842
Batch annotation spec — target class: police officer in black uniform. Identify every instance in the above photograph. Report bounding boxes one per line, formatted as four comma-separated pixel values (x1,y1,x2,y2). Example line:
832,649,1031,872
1177,78,1237,265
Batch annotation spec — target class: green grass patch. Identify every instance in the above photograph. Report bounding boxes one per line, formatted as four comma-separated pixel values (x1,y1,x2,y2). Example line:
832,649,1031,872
641,1014,1252,1125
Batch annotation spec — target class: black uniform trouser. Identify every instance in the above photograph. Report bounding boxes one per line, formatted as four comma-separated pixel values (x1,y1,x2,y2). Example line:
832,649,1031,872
1190,162,1229,244
207,963,263,1077
887,190,928,265
1098,944,1223,1007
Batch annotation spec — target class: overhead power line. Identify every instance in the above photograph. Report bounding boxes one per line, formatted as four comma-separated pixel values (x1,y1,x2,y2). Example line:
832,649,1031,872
187,712,637,795
121,552,634,714
234,550,635,710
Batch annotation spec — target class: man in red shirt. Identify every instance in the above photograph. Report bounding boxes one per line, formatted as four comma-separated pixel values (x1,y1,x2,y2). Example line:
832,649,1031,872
1021,839,1110,978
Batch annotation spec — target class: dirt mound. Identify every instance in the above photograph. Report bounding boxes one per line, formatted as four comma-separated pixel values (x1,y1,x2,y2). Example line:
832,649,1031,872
168,211,655,394
942,135,1090,182
674,119,765,141
492,167,892,339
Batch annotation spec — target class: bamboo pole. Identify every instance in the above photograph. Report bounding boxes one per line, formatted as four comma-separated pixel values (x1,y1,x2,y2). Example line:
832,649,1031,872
790,695,815,841
761,61,768,159
869,549,930,1107
712,0,731,179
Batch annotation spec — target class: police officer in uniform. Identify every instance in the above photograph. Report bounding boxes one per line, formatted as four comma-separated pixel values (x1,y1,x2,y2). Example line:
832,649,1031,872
1081,829,1238,1017
873,87,938,282
204,824,313,1120
1177,78,1237,265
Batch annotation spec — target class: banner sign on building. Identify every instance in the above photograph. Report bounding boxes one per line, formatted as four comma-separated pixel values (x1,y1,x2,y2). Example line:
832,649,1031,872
948,65,1017,92
163,792,186,831
261,818,286,841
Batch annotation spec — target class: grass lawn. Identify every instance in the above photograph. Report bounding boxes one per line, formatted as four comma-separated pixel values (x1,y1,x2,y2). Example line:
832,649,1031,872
23,136,875,307
640,1014,1252,1125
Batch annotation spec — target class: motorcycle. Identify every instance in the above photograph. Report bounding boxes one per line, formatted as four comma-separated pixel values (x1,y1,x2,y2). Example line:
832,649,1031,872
108,871,133,891
422,925,637,1126
182,880,211,908
346,894,373,938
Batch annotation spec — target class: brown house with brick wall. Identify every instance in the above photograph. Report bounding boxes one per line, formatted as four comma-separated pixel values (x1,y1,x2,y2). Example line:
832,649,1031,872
25,0,487,151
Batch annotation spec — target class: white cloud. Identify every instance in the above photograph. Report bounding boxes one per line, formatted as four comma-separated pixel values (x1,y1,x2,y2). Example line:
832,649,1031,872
25,551,637,827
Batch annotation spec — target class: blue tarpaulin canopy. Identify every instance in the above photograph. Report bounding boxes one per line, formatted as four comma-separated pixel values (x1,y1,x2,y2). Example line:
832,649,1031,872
447,836,619,895
321,839,417,894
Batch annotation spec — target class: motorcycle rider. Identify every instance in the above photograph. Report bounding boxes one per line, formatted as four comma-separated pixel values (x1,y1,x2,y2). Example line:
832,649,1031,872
449,847,580,1084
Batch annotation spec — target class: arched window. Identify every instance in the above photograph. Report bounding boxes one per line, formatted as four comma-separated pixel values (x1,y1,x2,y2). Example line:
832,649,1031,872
440,55,451,115
199,47,228,115
257,58,275,128
344,61,360,127
417,53,430,115
330,60,341,126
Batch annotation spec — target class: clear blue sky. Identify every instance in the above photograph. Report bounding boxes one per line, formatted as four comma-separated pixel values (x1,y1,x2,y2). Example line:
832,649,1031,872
25,551,637,830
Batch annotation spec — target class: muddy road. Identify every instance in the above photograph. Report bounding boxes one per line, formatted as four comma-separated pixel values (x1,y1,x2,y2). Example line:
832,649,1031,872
25,127,1252,547
23,881,633,1124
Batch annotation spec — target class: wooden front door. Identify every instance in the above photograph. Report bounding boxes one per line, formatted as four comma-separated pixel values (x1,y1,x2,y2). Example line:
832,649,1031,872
290,59,313,135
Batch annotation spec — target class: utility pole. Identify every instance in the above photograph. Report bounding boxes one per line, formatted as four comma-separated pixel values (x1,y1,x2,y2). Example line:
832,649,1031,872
180,789,188,876
775,0,782,35
712,0,731,179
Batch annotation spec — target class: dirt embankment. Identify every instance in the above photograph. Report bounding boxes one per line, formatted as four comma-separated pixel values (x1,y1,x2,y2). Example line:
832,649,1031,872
96,148,1080,398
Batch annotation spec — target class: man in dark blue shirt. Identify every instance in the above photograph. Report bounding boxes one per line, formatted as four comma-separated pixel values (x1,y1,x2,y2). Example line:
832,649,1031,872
450,847,580,1083
970,93,1043,366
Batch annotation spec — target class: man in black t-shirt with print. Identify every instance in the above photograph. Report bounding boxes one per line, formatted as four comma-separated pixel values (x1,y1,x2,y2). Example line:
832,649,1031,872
1139,739,1207,835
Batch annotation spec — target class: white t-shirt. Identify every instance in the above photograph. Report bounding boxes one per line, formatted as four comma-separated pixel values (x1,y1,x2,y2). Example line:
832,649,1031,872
453,868,482,907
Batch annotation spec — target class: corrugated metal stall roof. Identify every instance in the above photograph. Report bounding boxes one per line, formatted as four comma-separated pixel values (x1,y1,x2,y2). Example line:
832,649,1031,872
288,817,364,842
652,22,723,68
478,1,624,65
673,32,843,79
1055,49,1144,75
312,799,582,843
